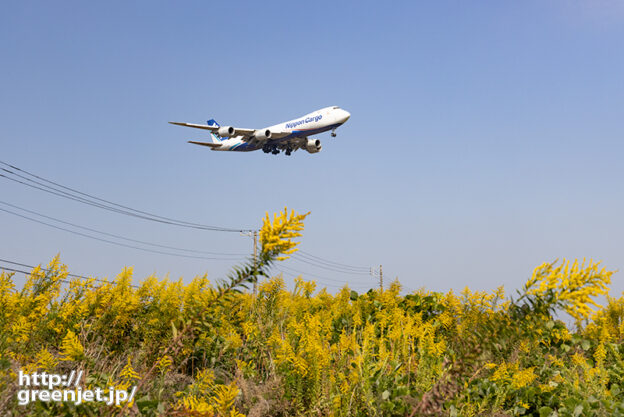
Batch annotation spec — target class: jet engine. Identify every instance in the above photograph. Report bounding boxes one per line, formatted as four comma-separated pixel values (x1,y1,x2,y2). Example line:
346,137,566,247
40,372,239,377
254,129,272,140
218,126,235,137
305,138,322,153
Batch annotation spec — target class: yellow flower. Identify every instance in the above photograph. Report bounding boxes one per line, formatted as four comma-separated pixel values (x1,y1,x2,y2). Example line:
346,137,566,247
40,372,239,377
224,331,243,350
525,259,613,321
120,358,140,381
178,370,244,417
511,367,537,389
60,330,84,361
156,355,172,374
260,207,309,260
571,352,588,368
491,363,510,382
594,343,606,367
547,354,565,368
35,348,58,371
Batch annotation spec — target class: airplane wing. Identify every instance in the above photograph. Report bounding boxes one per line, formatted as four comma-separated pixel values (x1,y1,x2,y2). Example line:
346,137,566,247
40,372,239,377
169,122,256,136
188,141,222,148
169,121,290,142
275,137,308,152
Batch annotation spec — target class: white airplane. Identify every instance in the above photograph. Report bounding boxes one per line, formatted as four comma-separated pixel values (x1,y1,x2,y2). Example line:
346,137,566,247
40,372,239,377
169,106,350,156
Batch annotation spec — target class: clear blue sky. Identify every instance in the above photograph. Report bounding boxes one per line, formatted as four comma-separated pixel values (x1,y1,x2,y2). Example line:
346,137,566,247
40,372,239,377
1,1,623,296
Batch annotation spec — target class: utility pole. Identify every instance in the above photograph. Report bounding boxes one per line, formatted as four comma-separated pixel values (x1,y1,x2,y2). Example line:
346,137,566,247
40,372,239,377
379,264,383,292
241,230,259,295
253,230,258,295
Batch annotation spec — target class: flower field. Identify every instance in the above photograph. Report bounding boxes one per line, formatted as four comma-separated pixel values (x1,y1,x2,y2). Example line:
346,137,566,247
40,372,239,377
1,208,624,416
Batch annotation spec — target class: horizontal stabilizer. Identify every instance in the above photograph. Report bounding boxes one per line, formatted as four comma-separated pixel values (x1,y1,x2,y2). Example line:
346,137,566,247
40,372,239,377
188,141,222,148
170,121,217,131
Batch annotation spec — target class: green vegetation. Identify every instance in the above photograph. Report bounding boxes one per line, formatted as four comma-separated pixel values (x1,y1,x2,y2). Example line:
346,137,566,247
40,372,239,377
1,208,623,416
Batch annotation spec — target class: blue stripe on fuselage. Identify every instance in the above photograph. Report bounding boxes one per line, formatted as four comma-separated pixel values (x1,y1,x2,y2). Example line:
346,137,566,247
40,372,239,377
268,123,342,144
283,122,341,140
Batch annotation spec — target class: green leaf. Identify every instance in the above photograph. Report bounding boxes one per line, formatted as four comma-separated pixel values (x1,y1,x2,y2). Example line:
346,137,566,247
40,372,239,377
573,404,583,417
564,397,577,410
136,399,159,412
581,339,591,351
611,384,621,397
539,406,554,417
382,390,390,400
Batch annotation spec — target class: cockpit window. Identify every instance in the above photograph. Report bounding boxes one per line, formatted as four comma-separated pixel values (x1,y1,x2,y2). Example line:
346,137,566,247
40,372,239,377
332,106,339,109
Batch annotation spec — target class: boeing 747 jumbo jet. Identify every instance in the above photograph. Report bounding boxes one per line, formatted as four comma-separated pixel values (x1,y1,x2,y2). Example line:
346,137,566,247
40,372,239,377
169,106,350,156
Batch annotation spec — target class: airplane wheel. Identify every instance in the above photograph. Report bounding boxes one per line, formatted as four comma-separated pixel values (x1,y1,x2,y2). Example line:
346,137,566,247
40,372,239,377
331,132,337,137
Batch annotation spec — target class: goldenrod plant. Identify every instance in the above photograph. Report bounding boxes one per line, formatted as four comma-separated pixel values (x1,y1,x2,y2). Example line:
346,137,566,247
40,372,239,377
0,209,623,416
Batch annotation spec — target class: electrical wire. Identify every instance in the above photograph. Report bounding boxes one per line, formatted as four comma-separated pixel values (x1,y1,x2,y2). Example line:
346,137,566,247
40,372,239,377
0,260,377,293
0,200,245,257
0,161,253,232
0,258,138,288
292,252,377,275
289,255,373,276
0,171,243,232
0,206,247,261
0,161,384,277
277,264,365,284
276,268,372,290
296,250,371,271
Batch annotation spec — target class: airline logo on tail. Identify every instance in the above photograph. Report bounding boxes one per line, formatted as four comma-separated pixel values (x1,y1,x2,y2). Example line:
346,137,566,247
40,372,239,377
207,119,222,143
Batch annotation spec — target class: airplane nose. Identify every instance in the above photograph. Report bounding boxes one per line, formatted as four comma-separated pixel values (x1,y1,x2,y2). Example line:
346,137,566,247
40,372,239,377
341,110,351,123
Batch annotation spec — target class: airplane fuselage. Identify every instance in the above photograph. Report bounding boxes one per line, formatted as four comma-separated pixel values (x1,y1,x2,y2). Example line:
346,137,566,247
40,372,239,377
215,106,350,152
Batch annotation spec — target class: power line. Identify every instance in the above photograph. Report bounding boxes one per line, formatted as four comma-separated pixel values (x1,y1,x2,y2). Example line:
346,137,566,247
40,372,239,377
1,161,382,276
0,171,241,232
292,252,376,275
0,261,372,293
0,200,245,257
0,206,247,261
0,258,138,288
277,263,369,285
0,161,253,232
289,255,373,276
0,258,91,281
297,250,371,271
276,268,372,290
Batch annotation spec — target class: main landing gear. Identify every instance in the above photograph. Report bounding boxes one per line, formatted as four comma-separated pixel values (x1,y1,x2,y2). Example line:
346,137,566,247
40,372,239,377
262,144,293,156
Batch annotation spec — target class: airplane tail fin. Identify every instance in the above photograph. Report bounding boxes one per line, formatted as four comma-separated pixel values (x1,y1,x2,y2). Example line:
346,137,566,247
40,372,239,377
207,119,222,143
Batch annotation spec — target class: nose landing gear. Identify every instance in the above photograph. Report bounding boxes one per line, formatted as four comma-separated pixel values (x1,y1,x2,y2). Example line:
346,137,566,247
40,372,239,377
331,128,337,137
